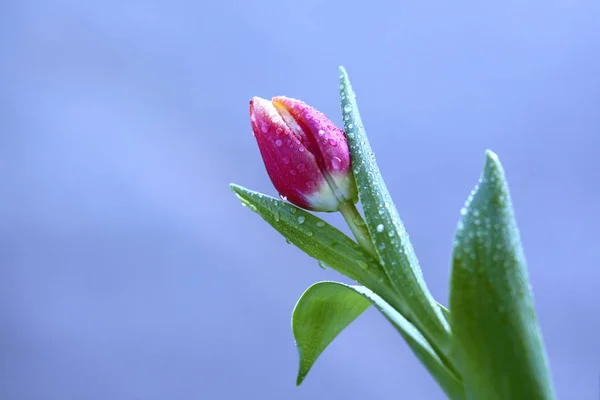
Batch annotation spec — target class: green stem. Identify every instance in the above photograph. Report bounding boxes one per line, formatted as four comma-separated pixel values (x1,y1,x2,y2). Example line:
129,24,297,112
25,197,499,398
338,202,377,256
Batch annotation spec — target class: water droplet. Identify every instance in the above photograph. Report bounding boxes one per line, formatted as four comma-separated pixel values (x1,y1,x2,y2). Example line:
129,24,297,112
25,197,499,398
306,180,316,190
275,139,282,147
474,219,481,225
331,157,342,169
274,212,280,222
250,114,256,122
344,104,352,112
316,221,325,227
282,157,290,164
318,129,325,136
460,207,467,216
279,194,287,201
290,169,297,176
276,127,283,134
305,230,313,237
328,138,337,146
473,209,480,217
379,243,386,250
285,238,291,244
348,123,354,129
241,203,247,207
298,146,305,152
378,208,384,215
260,122,269,133
297,163,306,171
298,216,305,224
376,224,384,232
290,208,297,214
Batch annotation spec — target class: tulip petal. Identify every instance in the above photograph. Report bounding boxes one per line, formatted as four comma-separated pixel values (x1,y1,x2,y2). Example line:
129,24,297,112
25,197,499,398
273,96,357,204
250,97,339,211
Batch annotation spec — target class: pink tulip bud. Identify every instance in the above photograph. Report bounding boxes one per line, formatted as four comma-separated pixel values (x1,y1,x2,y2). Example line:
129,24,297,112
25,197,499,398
249,96,357,212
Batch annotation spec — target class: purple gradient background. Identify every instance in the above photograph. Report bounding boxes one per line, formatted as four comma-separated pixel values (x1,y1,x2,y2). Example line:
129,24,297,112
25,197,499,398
2,0,599,398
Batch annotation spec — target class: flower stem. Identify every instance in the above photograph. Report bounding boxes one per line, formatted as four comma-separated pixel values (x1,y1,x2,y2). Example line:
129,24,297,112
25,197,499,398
338,202,377,256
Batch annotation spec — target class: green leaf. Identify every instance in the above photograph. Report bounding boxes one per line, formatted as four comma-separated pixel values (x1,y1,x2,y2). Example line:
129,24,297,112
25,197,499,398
338,66,450,351
293,281,465,399
449,150,556,400
292,281,371,385
230,184,388,291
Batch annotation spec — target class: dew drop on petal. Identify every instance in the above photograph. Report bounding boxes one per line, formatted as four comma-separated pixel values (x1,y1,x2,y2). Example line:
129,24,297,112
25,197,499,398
331,157,342,170
328,138,337,147
306,180,316,190
282,157,290,164
318,129,325,136
290,169,297,176
297,163,306,171
260,122,269,133
297,216,305,224
276,127,283,135
298,146,305,152
275,139,282,147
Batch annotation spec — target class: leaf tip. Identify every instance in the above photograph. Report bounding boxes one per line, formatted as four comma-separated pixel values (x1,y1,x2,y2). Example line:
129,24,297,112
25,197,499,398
482,150,504,180
296,369,308,386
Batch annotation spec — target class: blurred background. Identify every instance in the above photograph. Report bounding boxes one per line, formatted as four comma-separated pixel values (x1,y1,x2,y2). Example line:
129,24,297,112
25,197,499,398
2,0,599,399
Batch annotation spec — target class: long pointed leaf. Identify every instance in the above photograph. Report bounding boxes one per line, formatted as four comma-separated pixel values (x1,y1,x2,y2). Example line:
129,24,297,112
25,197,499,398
230,184,387,290
338,67,450,349
449,151,556,399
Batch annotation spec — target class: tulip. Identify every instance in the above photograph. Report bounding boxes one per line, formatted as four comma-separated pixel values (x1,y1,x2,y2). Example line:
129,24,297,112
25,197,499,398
249,96,358,212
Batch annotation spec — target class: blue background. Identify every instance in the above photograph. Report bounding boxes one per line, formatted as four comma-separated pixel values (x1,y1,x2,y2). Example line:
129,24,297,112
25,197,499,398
3,0,599,398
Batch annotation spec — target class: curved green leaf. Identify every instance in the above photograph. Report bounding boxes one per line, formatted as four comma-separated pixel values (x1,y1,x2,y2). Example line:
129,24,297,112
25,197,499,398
292,281,371,385
449,150,556,399
293,281,465,399
338,66,451,354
